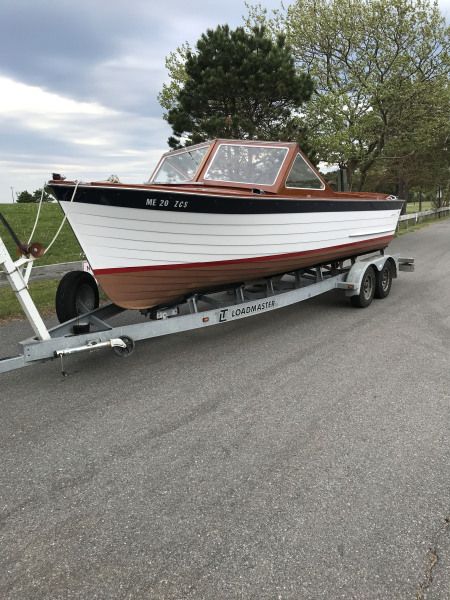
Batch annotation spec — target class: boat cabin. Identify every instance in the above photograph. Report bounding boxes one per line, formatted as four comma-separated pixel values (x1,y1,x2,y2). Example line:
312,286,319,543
149,139,329,196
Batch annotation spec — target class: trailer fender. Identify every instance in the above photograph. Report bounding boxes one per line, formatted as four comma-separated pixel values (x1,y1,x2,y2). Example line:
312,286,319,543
343,255,397,297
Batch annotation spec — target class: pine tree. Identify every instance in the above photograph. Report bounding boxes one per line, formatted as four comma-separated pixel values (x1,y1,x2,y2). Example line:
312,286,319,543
166,25,313,148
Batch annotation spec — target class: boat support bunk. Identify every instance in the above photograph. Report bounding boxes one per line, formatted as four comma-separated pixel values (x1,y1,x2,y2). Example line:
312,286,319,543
0,232,414,375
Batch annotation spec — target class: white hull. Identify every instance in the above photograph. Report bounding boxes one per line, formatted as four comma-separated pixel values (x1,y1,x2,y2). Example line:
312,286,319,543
60,201,401,272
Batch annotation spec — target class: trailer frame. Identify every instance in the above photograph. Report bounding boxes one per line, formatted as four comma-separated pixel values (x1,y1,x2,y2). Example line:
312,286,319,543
0,231,414,375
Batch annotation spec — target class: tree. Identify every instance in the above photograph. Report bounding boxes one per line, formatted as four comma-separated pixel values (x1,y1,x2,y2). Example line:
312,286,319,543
158,42,191,113
379,86,450,199
16,187,54,203
32,187,53,202
247,0,450,191
16,191,34,203
163,25,313,148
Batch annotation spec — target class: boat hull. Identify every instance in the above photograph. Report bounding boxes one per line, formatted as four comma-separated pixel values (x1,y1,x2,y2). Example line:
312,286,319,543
54,186,402,309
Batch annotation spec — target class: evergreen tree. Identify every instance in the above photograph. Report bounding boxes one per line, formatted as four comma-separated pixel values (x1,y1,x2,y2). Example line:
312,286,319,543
165,25,313,148
16,191,34,203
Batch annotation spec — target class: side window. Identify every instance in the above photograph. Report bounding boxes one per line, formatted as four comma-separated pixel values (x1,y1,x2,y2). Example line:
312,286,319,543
286,154,324,189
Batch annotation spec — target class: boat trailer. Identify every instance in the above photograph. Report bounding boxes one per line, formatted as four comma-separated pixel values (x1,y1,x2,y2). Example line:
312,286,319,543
0,230,414,375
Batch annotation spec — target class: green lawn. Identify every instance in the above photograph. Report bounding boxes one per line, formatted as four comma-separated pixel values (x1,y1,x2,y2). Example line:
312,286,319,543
0,204,82,320
0,203,82,265
0,279,59,322
405,200,433,213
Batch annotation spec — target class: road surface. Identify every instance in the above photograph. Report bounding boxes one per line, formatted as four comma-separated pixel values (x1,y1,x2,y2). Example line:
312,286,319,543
1,219,449,599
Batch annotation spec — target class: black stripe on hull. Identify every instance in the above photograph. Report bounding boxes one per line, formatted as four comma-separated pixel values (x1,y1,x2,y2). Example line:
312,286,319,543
49,184,404,215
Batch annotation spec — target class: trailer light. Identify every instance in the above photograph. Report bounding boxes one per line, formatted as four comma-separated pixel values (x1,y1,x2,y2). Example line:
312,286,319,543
202,317,209,323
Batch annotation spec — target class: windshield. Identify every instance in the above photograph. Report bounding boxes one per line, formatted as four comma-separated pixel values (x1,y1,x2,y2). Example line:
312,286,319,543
151,145,208,184
204,144,289,186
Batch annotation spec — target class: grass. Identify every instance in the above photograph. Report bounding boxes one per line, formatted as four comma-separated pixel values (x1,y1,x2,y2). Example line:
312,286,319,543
405,200,433,213
0,203,82,265
0,203,82,321
0,276,109,322
397,210,450,235
0,279,59,322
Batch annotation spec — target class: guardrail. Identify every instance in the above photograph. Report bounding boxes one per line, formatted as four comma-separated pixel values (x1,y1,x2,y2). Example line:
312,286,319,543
398,206,450,225
1,206,449,288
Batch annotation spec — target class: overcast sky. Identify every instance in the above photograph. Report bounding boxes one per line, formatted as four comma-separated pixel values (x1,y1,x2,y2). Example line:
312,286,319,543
1,0,449,202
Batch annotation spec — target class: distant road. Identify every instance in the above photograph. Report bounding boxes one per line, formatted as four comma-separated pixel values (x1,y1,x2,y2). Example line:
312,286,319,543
1,220,450,599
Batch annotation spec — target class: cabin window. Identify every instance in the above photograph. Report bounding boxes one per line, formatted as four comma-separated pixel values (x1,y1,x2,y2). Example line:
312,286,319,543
286,153,324,190
204,144,288,186
152,145,208,183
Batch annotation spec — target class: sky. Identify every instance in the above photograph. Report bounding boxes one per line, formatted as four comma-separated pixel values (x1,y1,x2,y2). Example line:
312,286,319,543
1,0,449,202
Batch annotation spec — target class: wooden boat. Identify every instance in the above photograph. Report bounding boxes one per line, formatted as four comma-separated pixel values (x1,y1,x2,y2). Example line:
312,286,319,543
48,139,403,309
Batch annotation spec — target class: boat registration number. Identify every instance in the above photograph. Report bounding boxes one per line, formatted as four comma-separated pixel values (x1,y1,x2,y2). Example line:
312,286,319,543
146,198,189,209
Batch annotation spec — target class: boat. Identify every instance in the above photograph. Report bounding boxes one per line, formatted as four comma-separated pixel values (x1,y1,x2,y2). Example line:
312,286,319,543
48,139,403,310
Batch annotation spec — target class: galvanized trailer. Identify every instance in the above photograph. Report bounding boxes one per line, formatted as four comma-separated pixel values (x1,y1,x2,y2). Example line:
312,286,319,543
0,226,414,375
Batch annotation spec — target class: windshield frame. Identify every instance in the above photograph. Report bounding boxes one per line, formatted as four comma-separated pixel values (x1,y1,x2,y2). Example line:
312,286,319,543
196,140,298,192
202,143,290,188
148,139,325,194
148,142,211,184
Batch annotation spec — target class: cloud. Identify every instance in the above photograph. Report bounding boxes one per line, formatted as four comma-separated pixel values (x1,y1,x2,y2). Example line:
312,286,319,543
0,0,283,117
0,74,170,196
0,75,114,118
0,75,159,154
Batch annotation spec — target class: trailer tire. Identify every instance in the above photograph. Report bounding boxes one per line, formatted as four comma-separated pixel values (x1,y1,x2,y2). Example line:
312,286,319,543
374,261,393,299
350,266,376,308
56,271,99,323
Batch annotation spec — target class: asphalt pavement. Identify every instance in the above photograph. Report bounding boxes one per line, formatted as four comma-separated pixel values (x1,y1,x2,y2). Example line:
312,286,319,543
1,219,450,599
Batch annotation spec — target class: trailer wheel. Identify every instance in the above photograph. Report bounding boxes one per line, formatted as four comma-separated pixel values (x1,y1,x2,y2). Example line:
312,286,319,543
374,262,393,299
56,271,99,323
351,266,376,308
